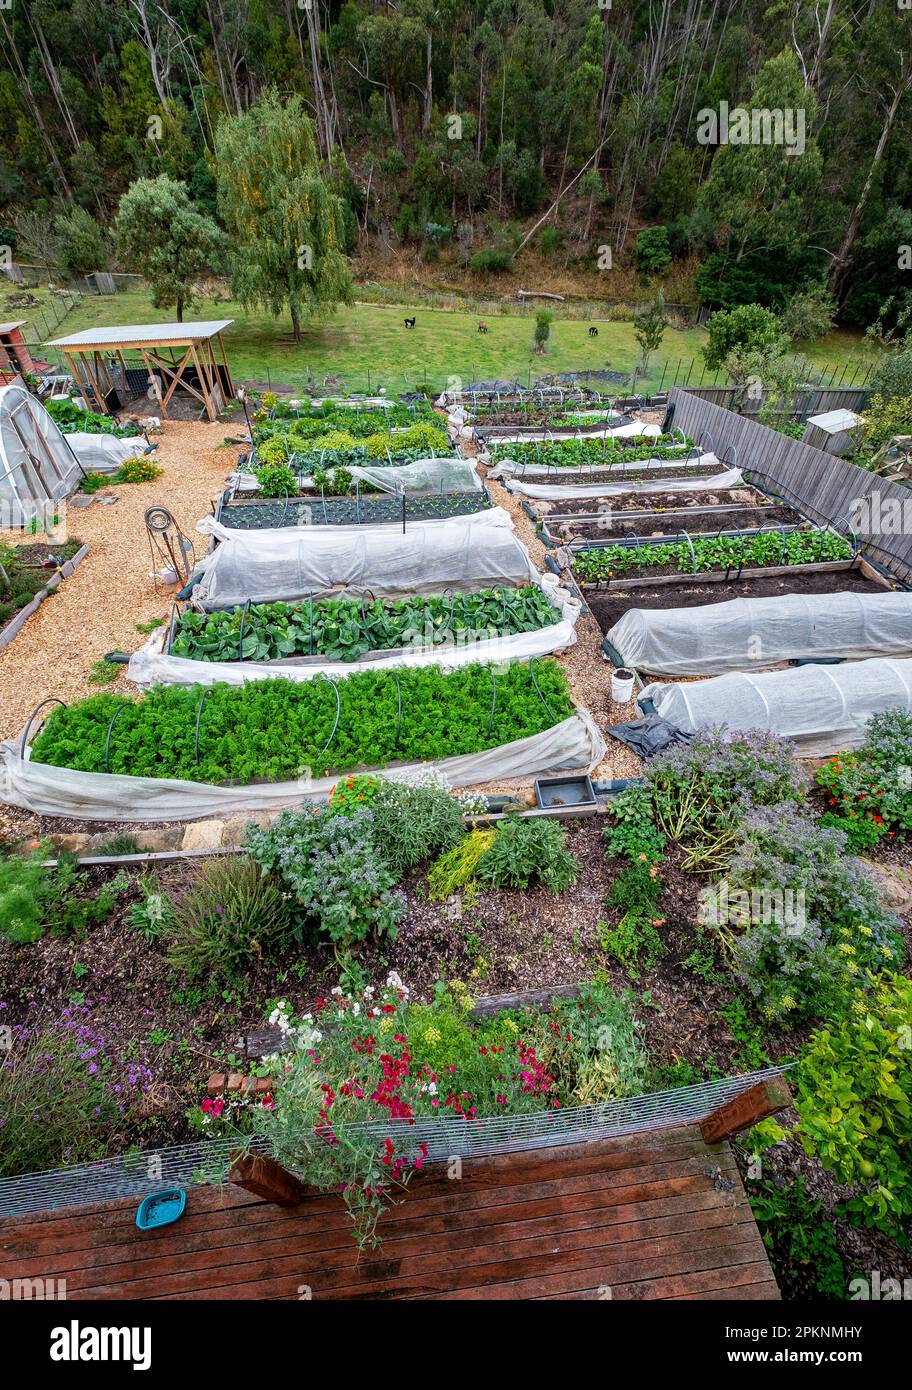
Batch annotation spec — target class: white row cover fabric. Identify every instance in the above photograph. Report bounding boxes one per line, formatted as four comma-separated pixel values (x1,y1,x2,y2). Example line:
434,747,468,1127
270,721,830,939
489,451,716,481
64,433,149,475
231,456,481,496
0,710,606,822
192,508,539,606
640,657,912,755
503,467,745,501
128,577,581,689
485,421,661,449
0,381,83,525
608,590,912,676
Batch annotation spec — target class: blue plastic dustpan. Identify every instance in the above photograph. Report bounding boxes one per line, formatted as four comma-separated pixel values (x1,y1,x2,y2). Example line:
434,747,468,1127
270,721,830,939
136,1189,186,1230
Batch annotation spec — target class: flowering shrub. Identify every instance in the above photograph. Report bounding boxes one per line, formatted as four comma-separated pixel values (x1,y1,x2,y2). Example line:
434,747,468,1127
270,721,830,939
646,728,806,842
217,974,646,1247
0,1001,152,1177
328,774,382,816
244,806,406,952
704,808,902,1022
816,709,912,839
368,771,468,880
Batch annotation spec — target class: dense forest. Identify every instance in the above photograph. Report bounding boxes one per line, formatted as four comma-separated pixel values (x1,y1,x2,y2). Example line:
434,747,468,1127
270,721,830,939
1,1,911,329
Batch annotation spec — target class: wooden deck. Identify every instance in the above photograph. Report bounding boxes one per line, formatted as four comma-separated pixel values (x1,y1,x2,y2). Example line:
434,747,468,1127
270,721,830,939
0,1126,779,1300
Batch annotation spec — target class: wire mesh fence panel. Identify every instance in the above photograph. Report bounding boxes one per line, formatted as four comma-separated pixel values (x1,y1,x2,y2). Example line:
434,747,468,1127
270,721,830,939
0,1064,791,1218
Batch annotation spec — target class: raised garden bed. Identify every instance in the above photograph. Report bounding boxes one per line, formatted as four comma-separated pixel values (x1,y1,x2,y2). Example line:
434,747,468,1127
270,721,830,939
531,486,770,515
571,529,854,587
488,434,691,464
540,503,802,545
217,488,491,529
587,566,898,633
0,540,87,651
169,587,563,663
28,662,576,784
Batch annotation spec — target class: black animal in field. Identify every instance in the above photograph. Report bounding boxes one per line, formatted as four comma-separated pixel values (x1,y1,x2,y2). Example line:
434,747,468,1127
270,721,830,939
588,325,599,337
404,317,416,329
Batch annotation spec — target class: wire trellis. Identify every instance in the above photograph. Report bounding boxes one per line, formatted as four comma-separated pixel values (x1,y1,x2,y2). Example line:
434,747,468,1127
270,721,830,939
0,1064,791,1219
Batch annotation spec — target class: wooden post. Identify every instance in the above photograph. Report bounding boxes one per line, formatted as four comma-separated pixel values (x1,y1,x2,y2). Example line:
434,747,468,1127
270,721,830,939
227,1152,305,1207
700,1077,792,1144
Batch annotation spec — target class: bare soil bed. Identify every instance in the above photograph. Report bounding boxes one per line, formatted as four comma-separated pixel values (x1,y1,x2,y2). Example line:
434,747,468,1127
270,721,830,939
532,486,771,515
543,505,800,543
586,567,890,634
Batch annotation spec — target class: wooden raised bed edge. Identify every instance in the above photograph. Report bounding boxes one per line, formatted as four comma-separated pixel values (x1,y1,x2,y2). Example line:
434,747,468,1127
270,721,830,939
574,557,858,591
0,543,90,653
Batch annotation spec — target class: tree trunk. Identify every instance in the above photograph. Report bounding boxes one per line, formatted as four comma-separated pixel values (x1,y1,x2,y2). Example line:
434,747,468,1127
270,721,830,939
422,29,433,135
176,293,184,323
290,303,302,342
0,12,73,198
829,77,910,303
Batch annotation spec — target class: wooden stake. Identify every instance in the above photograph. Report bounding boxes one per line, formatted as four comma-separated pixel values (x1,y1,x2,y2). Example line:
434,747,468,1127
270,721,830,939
700,1077,792,1144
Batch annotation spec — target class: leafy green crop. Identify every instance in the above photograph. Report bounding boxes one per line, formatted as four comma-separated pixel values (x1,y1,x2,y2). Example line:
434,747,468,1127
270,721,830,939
46,398,142,437
30,662,574,783
488,435,692,468
572,529,852,581
172,587,560,664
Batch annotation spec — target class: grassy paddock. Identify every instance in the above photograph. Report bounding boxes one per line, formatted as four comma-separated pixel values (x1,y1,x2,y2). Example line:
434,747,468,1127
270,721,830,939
26,283,877,397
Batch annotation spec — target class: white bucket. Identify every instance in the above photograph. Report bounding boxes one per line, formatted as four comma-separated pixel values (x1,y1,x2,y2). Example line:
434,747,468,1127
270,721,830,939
611,667,636,703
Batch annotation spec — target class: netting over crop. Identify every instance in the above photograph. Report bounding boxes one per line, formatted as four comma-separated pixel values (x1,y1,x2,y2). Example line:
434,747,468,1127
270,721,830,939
609,590,912,676
233,456,482,496
503,466,745,500
192,508,539,606
641,656,912,754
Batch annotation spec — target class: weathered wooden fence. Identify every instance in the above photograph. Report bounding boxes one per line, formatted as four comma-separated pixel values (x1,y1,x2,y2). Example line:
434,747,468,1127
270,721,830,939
668,387,912,584
681,384,870,419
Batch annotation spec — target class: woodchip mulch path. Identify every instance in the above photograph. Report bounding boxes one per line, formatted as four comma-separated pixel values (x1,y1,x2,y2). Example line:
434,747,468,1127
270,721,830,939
0,422,243,742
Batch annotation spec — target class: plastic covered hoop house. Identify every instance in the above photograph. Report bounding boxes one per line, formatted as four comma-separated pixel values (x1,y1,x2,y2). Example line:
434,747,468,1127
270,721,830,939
608,590,912,676
640,657,912,755
0,382,82,524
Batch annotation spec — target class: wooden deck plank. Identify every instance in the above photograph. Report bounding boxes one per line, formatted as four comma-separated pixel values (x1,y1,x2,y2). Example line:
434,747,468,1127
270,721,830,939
0,1125,778,1301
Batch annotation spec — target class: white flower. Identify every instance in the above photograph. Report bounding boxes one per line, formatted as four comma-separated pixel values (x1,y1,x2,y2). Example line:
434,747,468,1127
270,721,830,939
331,986,343,997
428,1082,437,1096
352,1002,360,1016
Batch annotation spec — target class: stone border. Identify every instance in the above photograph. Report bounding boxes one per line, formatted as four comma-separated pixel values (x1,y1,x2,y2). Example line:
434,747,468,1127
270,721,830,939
0,543,90,653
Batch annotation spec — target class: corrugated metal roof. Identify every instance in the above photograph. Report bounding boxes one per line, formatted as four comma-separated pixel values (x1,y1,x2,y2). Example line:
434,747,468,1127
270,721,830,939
0,321,27,335
48,320,234,348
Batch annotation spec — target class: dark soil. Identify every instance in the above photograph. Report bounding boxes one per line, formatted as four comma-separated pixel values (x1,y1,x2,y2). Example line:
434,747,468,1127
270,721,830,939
586,567,892,633
2,811,910,1298
512,464,721,484
544,505,800,543
532,486,771,516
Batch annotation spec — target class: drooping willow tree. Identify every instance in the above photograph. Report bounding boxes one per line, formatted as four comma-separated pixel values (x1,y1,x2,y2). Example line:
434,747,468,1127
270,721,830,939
214,90,352,342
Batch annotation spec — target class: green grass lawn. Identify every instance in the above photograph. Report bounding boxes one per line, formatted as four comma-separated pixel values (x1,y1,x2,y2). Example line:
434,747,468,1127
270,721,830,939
22,281,878,397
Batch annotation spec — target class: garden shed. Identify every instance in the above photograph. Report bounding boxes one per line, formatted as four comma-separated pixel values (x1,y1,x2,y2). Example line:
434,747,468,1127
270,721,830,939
799,407,865,457
47,321,236,421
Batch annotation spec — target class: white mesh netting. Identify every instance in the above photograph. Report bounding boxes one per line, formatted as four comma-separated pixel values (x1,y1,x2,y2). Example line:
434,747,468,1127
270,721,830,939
232,456,481,495
64,433,149,475
640,657,912,754
489,452,718,481
608,590,912,676
192,508,539,606
0,710,606,822
502,466,745,500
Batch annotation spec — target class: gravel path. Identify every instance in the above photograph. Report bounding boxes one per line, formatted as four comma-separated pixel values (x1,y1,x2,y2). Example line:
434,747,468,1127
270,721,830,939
0,422,241,741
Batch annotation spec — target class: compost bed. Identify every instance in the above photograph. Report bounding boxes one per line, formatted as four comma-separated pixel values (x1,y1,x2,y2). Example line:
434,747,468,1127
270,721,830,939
586,566,895,634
